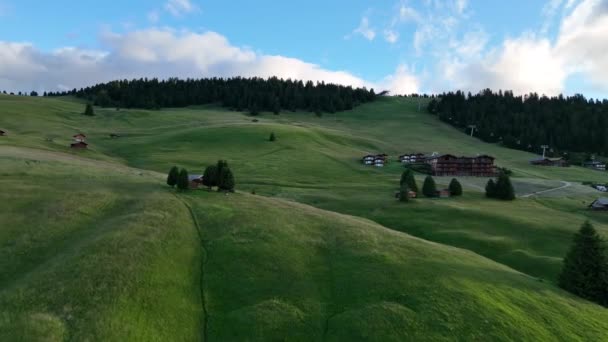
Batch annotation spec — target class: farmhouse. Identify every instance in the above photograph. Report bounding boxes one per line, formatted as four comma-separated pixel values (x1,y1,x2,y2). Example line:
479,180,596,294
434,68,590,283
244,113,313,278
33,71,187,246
70,141,88,149
583,160,606,171
529,157,569,167
73,133,87,142
188,175,204,189
589,198,608,211
399,153,425,163
426,154,497,177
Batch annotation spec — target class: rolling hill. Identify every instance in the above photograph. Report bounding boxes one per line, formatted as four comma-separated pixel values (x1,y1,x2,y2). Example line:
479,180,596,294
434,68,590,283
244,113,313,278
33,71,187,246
1,93,607,340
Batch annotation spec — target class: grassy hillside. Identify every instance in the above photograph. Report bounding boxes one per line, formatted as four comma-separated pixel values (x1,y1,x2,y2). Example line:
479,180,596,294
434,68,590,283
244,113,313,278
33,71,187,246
2,93,608,340
1,146,608,340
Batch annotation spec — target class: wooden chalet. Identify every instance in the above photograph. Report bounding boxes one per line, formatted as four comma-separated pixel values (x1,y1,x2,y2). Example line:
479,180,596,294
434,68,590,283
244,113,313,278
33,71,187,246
70,141,88,149
188,175,205,189
73,133,87,142
529,157,569,167
589,198,608,211
362,154,388,167
426,154,497,177
399,153,425,163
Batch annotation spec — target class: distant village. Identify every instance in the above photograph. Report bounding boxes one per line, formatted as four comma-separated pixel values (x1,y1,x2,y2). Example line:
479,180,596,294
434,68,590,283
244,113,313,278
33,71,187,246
362,152,497,177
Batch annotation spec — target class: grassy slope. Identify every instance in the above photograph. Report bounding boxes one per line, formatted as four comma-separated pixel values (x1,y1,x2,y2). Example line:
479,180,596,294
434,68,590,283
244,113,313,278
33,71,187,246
0,147,202,341
2,94,608,340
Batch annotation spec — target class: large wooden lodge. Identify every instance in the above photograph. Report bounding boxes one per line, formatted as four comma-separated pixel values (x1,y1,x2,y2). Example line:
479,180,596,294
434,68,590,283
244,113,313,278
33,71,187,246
426,154,497,177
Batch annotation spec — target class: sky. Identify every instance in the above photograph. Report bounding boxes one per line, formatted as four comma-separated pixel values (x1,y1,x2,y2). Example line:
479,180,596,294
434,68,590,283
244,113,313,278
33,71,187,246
0,0,607,99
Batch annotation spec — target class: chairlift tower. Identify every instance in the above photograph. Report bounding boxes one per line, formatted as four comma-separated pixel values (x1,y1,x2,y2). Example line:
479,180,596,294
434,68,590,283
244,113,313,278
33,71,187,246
541,145,549,158
467,125,477,137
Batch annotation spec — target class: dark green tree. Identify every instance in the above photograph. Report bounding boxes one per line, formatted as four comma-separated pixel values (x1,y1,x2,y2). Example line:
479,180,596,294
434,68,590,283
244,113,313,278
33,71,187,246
84,103,95,116
177,168,189,191
218,167,235,192
202,165,218,189
449,178,463,196
422,176,437,198
485,179,497,198
269,132,276,142
400,169,418,193
559,221,608,307
399,184,410,202
166,166,179,187
495,172,515,200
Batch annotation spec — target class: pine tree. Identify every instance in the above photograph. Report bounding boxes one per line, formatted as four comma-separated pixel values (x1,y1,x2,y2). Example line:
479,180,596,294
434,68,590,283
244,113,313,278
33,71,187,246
400,169,418,193
449,178,463,196
166,166,179,187
496,172,515,200
84,103,95,116
202,165,218,189
422,176,437,197
559,221,608,307
399,184,410,202
218,167,236,192
485,179,497,198
177,168,189,191
269,132,276,142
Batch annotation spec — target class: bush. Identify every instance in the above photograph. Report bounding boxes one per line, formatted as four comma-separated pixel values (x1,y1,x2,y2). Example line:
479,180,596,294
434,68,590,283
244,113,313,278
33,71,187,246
485,179,496,198
269,132,276,142
399,185,410,202
400,169,418,194
203,165,218,189
422,176,437,198
218,167,235,192
449,178,463,196
486,173,515,200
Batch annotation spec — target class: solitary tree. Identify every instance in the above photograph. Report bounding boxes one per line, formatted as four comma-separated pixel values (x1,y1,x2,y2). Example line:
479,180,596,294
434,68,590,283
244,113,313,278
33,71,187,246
559,221,608,307
202,165,218,189
84,103,95,116
269,132,276,142
422,176,437,197
166,166,179,187
218,167,236,192
177,168,189,191
449,178,463,196
485,179,497,198
400,169,418,194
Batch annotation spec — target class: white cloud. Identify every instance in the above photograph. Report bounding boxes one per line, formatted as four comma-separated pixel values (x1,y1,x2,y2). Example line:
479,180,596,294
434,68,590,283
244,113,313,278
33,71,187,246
380,64,420,94
165,0,197,17
455,0,468,14
399,5,422,23
352,17,376,41
384,29,400,43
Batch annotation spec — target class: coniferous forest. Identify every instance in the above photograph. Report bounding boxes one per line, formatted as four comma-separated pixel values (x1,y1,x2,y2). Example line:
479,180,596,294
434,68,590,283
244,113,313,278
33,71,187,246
428,89,608,156
45,77,376,114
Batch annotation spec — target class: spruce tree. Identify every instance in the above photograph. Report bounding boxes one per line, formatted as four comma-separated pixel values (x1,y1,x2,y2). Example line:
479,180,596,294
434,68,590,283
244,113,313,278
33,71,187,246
218,167,236,192
269,132,276,142
202,165,218,189
399,184,410,202
559,221,608,307
422,176,437,197
177,168,189,191
449,178,463,196
485,179,497,198
400,169,418,193
166,166,179,187
84,103,95,116
495,172,515,200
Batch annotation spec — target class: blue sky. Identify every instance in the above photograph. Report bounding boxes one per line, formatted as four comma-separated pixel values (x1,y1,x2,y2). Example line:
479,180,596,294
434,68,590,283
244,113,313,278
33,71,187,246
1,0,607,98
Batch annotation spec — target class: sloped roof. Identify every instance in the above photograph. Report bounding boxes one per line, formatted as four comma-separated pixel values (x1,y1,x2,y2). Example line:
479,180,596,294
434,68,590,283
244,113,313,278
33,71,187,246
593,198,608,206
188,175,204,181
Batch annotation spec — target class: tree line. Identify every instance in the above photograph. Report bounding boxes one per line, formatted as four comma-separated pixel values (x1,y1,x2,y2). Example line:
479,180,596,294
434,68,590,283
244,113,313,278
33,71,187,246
428,89,608,156
45,77,376,114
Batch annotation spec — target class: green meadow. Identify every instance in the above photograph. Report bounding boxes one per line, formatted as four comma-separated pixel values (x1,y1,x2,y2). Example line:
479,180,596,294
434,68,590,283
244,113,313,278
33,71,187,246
1,93,608,340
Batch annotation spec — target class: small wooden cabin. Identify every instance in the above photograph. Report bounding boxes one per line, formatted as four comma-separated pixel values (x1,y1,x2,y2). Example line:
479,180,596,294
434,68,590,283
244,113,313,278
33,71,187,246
73,133,87,142
188,175,204,189
70,141,88,149
437,189,451,198
530,157,569,167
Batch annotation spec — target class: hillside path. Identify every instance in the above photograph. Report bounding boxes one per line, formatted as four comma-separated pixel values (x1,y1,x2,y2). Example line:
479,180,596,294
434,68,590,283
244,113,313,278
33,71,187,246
520,181,572,198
